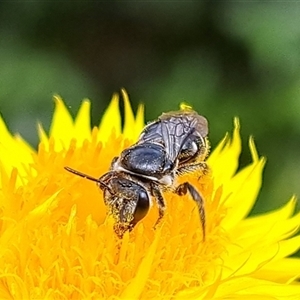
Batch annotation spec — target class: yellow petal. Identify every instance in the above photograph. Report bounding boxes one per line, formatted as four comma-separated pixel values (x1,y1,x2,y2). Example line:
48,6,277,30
121,88,136,139
249,136,259,163
223,229,300,279
175,277,300,299
98,93,121,142
74,99,91,143
49,95,74,150
222,156,266,229
233,198,298,244
120,229,161,299
135,103,145,138
37,122,49,147
254,258,300,283
26,190,61,224
0,116,34,178
213,277,300,299
208,118,241,187
242,197,296,227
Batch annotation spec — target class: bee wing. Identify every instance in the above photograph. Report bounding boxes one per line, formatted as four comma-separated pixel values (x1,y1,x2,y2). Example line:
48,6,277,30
138,110,208,162
159,118,183,162
159,111,208,162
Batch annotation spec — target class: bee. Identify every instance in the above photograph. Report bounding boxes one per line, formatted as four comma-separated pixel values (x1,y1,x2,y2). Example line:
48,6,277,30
65,106,209,239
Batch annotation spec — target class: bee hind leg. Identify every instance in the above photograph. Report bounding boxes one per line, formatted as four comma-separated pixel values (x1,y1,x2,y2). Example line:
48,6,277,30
177,161,209,177
175,182,206,241
151,183,166,229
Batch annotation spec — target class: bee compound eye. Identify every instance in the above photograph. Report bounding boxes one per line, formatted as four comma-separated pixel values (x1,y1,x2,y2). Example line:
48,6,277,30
179,137,202,163
132,191,150,224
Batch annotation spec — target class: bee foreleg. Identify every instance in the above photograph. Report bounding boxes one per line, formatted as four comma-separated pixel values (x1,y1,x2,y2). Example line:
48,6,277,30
151,183,166,229
175,182,205,240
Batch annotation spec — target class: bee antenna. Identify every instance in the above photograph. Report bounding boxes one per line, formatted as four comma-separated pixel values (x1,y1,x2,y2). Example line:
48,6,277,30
64,166,112,192
64,166,100,182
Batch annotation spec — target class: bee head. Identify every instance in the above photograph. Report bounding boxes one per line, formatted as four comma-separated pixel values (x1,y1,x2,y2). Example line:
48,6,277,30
64,168,150,238
102,176,150,234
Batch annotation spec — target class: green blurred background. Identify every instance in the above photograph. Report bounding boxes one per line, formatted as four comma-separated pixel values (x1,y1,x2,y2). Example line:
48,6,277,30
0,3,299,215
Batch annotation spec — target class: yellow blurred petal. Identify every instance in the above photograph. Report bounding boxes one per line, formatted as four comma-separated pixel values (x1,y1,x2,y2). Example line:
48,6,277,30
49,95,74,149
135,103,145,138
180,102,193,110
121,88,136,139
74,99,92,143
98,93,121,141
14,133,34,155
37,122,49,147
249,136,260,163
0,116,34,178
208,118,241,186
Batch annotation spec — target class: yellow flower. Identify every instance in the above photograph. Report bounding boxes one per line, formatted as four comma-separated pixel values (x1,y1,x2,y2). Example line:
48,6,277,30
0,90,300,299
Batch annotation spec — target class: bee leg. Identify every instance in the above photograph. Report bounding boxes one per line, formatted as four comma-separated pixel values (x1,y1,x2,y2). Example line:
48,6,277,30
151,183,166,228
175,182,205,241
177,161,209,176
